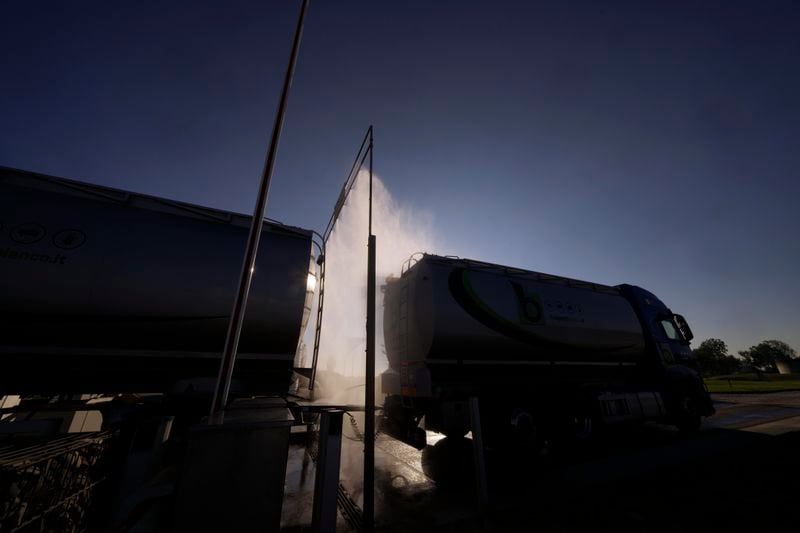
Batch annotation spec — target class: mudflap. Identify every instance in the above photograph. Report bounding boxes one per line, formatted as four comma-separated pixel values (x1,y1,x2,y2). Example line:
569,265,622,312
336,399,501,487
380,394,427,450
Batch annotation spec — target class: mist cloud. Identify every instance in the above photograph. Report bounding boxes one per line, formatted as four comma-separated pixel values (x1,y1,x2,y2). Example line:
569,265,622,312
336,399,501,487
300,170,436,404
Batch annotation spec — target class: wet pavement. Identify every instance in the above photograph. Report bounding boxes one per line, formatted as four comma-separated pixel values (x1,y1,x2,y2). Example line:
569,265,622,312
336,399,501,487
281,392,800,532
709,391,800,431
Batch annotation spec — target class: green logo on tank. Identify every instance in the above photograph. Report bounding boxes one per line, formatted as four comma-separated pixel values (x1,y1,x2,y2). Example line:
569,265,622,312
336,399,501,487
510,281,544,325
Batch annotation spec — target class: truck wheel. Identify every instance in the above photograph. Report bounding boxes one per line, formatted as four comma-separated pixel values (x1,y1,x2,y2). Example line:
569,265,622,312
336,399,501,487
675,393,702,433
421,437,473,485
510,409,537,447
570,415,593,441
551,414,593,458
509,409,552,466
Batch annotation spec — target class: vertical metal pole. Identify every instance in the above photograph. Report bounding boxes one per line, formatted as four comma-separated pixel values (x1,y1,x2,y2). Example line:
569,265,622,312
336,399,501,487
312,409,343,533
364,127,376,532
469,396,490,512
209,0,310,422
367,126,374,234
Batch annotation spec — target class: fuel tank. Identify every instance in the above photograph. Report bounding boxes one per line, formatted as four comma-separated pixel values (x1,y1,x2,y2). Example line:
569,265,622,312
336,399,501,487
0,167,315,394
383,255,645,389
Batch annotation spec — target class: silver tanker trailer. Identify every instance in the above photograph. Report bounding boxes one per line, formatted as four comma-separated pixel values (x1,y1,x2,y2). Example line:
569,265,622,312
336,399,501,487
0,166,316,395
381,254,715,452
1,166,321,531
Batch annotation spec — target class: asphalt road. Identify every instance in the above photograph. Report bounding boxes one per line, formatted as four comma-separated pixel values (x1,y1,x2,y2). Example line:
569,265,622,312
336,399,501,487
282,392,800,532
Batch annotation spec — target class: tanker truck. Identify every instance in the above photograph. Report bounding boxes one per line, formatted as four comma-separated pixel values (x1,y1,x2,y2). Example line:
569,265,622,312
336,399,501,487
381,254,715,453
1,166,320,531
0,165,316,395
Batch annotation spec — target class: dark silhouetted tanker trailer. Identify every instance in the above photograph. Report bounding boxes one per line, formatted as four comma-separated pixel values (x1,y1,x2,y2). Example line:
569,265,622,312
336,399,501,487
381,254,714,451
0,166,315,395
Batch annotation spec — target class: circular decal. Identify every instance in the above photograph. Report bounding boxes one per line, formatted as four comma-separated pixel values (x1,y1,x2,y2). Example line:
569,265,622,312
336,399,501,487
10,223,46,244
523,300,542,321
52,229,87,250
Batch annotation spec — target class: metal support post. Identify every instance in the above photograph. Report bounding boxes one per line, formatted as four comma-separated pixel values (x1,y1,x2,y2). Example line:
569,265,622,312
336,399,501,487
469,396,489,512
364,235,376,531
312,409,343,533
364,126,376,532
209,0,309,422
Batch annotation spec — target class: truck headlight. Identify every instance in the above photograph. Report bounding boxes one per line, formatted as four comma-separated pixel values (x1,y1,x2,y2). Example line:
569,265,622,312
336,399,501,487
307,273,317,292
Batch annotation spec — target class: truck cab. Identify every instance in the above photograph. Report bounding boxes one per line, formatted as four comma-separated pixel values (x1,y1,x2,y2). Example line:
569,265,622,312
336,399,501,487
618,284,715,425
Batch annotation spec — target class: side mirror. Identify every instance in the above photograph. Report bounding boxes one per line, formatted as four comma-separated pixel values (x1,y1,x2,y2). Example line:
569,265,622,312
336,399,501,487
673,314,694,342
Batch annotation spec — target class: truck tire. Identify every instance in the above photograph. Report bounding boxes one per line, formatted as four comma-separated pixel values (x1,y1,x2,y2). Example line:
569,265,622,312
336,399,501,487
674,392,702,433
420,437,473,485
570,415,594,441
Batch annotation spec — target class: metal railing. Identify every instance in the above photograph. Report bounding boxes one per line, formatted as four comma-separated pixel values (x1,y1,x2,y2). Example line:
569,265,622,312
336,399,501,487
402,253,621,294
0,431,116,533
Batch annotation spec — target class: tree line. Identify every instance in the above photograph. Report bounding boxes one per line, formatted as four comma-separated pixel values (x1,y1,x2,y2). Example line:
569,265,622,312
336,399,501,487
692,338,798,376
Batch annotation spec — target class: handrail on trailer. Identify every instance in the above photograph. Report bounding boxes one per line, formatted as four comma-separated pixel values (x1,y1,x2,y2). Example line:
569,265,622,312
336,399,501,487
403,253,621,294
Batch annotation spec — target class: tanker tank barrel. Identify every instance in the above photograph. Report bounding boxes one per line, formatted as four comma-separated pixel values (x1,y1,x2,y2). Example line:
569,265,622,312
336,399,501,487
0,166,316,395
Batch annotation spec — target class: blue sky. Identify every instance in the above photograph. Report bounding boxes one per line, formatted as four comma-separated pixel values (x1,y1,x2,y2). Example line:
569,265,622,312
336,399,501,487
2,0,798,354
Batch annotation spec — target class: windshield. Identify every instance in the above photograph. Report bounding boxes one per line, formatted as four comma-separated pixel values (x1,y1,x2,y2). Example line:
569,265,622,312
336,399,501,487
660,318,684,342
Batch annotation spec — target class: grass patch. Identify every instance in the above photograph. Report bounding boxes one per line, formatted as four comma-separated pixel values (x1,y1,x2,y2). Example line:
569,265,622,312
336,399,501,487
706,373,800,393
